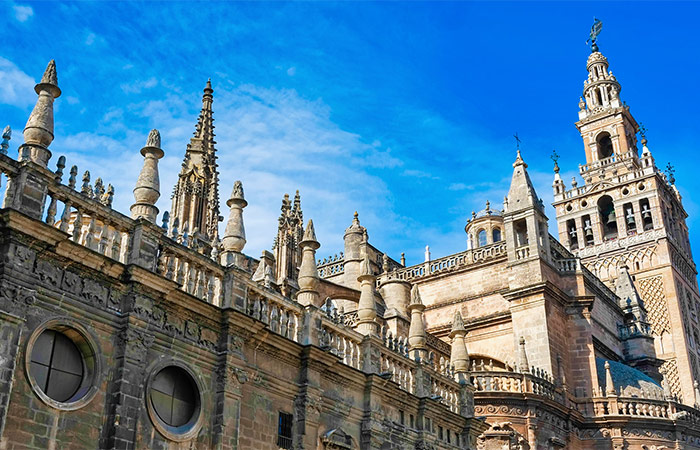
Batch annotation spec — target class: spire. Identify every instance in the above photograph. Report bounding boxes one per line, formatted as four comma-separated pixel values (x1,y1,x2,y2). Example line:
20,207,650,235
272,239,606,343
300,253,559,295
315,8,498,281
297,219,321,306
274,191,304,295
221,181,248,261
579,21,622,119
407,285,426,354
1,125,11,155
450,311,469,374
131,130,164,223
506,150,542,213
604,361,616,396
21,60,61,167
356,253,378,335
170,80,221,240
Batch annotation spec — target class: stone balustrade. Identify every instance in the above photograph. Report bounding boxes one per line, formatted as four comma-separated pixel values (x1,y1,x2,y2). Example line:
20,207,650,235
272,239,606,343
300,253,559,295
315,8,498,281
248,292,304,343
376,241,507,284
319,318,363,370
470,368,561,403
579,150,637,175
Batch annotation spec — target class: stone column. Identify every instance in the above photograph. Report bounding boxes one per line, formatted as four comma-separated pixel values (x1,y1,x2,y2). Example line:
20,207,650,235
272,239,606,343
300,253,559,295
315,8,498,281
20,60,60,168
450,311,469,379
130,130,164,223
220,181,247,267
100,314,154,449
297,219,321,307
407,285,427,360
356,254,379,336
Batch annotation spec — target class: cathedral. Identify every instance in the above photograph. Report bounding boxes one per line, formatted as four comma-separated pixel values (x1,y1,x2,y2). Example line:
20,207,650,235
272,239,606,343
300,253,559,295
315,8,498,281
0,28,699,450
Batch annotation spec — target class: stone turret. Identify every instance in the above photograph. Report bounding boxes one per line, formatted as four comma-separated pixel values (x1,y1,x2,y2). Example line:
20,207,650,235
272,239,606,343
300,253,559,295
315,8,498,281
450,311,469,374
552,158,565,197
356,253,378,336
130,130,164,223
343,212,367,289
503,150,551,264
407,285,427,358
220,180,247,265
21,60,61,168
297,219,321,307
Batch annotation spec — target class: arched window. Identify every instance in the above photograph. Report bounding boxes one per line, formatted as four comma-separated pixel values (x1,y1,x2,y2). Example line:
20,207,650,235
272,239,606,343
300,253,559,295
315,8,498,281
477,229,487,247
596,132,614,159
492,228,501,243
597,195,618,240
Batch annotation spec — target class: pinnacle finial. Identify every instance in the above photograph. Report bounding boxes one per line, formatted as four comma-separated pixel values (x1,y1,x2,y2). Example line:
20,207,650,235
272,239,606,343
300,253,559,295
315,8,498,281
360,252,373,278
204,78,213,95
302,219,318,244
226,180,247,207
146,129,161,148
40,60,59,88
451,310,466,335
0,126,10,155
410,285,422,306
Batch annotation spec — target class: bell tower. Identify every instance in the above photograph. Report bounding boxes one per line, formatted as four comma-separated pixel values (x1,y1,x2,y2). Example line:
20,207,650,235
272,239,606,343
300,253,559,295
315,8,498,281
552,24,700,404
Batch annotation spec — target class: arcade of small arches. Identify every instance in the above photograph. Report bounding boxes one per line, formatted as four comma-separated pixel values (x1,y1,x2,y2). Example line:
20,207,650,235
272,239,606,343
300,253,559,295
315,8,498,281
565,194,654,250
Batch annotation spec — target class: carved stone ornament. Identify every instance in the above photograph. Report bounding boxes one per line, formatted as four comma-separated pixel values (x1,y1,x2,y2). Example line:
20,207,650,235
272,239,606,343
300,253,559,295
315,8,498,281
321,428,356,449
146,129,161,148
119,328,154,362
0,281,36,307
476,422,530,450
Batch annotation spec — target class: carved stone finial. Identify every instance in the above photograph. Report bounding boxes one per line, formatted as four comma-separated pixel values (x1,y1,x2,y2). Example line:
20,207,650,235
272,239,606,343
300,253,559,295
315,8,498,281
81,170,92,197
222,180,248,256
518,337,530,373
146,129,161,148
604,361,616,396
40,60,58,87
0,125,10,155
408,285,426,352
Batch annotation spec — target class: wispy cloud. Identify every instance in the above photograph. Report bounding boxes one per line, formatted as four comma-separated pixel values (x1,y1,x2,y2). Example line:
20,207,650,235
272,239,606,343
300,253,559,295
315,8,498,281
0,57,35,108
12,4,33,22
120,77,158,94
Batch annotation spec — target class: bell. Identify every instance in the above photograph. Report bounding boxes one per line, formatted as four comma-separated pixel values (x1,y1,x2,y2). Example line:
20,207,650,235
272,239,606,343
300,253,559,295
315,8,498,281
626,212,636,226
642,207,651,219
607,209,617,223
585,226,594,238
569,228,577,239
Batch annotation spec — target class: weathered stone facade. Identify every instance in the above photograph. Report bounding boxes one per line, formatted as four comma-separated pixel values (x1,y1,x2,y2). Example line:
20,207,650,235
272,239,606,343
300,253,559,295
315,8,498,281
1,33,700,450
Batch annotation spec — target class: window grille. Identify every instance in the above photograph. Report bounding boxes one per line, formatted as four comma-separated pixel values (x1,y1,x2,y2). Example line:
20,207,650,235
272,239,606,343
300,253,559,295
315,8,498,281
277,412,293,449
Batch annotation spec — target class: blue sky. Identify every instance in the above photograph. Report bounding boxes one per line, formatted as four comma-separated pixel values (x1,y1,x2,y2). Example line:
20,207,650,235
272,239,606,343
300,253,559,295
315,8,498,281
1,1,699,265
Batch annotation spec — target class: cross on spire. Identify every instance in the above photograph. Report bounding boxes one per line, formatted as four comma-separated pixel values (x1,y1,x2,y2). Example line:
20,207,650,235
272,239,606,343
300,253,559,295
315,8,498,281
513,132,521,151
551,149,560,173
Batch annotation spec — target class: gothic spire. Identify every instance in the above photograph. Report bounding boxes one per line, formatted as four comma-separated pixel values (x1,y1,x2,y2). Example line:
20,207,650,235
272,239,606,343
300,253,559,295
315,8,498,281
170,80,221,240
506,150,542,213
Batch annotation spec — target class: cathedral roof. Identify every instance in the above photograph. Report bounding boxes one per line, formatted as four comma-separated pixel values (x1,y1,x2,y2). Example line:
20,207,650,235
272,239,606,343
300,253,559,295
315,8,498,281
595,358,662,398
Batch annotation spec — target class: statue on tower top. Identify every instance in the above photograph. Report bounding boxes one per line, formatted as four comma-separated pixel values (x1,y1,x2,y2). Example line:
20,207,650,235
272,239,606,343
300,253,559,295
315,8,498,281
587,17,603,53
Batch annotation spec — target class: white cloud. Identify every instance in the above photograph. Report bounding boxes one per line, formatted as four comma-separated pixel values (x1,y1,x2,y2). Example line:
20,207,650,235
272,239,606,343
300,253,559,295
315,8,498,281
12,4,33,22
0,57,35,108
120,77,158,94
84,31,106,47
286,66,297,76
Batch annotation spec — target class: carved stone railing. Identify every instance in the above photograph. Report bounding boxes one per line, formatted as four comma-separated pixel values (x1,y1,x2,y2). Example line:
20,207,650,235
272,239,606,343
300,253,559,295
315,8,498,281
378,241,507,284
319,318,363,370
248,291,304,343
580,264,617,300
157,241,225,306
318,260,344,278
470,368,561,403
575,228,666,258
515,245,530,260
579,150,638,175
